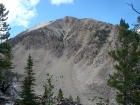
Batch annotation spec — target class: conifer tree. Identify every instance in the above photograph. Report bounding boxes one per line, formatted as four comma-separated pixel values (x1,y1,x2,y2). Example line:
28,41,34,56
42,73,54,105
57,88,63,99
107,19,140,105
0,3,10,42
75,96,80,103
18,54,39,105
0,3,12,91
69,94,73,101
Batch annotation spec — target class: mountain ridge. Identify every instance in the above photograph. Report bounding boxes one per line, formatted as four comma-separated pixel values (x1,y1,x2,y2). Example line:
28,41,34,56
9,16,119,105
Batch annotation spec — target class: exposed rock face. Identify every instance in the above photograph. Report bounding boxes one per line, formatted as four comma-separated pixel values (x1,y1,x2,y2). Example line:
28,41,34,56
8,16,119,105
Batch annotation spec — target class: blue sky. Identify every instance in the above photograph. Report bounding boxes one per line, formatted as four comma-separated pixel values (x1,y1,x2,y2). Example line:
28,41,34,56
1,0,140,38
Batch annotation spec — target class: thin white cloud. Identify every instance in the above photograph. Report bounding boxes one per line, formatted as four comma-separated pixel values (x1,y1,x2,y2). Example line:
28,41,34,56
50,0,73,5
0,0,40,27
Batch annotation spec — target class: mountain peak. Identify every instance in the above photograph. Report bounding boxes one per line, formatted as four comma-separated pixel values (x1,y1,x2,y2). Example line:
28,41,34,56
64,16,77,19
9,16,118,104
27,21,54,32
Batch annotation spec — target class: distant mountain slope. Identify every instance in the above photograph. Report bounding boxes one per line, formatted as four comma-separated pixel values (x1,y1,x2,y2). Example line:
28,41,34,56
9,16,119,105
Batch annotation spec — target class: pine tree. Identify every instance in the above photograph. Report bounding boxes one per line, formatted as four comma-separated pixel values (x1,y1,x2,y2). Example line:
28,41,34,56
75,96,80,103
69,94,73,101
18,54,39,105
107,19,140,105
0,3,12,92
57,88,63,99
0,3,10,42
42,73,54,105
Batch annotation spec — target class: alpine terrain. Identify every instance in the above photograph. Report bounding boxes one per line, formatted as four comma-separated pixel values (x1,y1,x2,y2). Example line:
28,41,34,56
9,16,119,105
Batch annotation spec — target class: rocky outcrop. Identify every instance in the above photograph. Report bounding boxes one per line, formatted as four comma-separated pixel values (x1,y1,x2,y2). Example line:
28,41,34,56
0,85,20,105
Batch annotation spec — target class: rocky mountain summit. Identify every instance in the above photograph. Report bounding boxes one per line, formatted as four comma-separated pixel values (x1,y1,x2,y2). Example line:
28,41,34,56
8,16,119,105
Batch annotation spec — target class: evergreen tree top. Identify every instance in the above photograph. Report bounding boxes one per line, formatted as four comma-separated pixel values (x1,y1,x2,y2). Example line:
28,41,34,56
0,3,10,41
120,19,129,29
19,54,38,105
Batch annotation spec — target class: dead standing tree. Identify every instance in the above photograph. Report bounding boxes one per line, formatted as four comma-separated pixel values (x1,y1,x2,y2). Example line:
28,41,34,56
127,3,140,14
127,3,140,32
